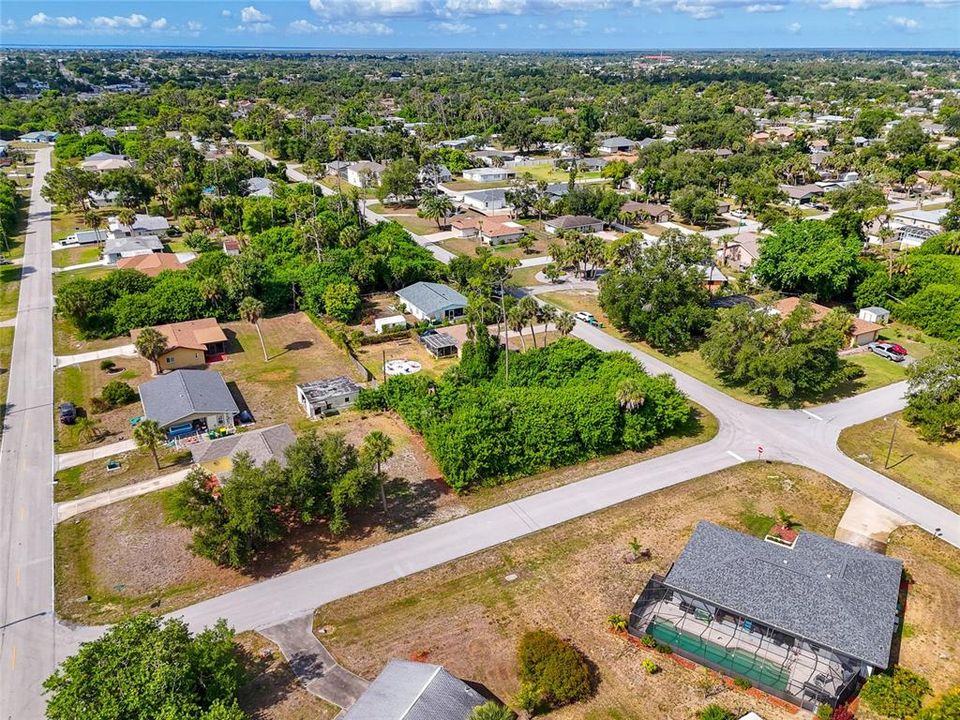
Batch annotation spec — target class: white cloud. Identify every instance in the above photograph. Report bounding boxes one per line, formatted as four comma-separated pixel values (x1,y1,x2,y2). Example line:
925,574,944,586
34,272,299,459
310,0,426,17
745,3,784,10
327,20,395,33
150,17,168,30
442,0,529,13
92,14,149,29
888,14,919,28
28,12,81,28
787,19,801,31
497,21,509,28
221,9,232,17
186,20,204,31
432,20,476,31
673,0,720,18
290,19,321,32
240,6,271,23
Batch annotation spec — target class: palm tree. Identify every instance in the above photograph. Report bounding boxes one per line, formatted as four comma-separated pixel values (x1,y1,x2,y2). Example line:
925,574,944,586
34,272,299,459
75,416,100,444
199,276,223,309
518,296,541,349
133,419,166,470
555,311,575,337
417,192,454,230
538,305,557,345
775,507,797,529
85,211,105,248
239,296,268,362
470,701,515,720
116,207,136,229
506,303,527,350
362,431,395,513
134,326,169,375
616,378,646,412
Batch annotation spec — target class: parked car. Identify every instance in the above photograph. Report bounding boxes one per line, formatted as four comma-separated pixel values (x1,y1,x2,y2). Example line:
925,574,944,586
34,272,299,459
731,209,748,219
881,342,907,356
58,402,77,424
868,342,906,362
574,311,602,327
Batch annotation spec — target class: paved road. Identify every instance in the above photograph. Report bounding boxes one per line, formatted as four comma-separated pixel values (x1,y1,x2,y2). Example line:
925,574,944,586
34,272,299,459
0,147,56,720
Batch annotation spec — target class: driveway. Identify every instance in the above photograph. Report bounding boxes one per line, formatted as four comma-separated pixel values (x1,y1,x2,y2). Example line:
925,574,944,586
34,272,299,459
54,344,137,368
55,438,138,470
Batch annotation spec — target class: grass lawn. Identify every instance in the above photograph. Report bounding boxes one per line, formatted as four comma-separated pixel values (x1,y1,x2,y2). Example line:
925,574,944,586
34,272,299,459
507,265,547,288
355,332,456,381
876,322,939,361
365,205,441,236
440,178,512,192
0,327,13,433
0,264,22,321
54,447,193,503
51,208,87,242
52,244,102,268
53,358,152,453
53,315,130,357
517,164,602,183
838,412,960,515
439,234,554,261
540,289,914,407
52,265,112,292
313,464,856,719
236,632,339,720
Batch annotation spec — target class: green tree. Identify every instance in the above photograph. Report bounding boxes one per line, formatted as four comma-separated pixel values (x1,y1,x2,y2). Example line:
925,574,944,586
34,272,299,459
41,166,99,212
860,667,931,719
378,157,420,205
134,326,169,374
362,430,395,513
238,296,267,362
323,282,361,323
133,419,166,470
470,700,515,720
916,689,960,720
417,191,454,230
904,344,960,442
516,630,592,710
600,159,631,189
754,220,862,301
44,615,244,720
886,118,928,156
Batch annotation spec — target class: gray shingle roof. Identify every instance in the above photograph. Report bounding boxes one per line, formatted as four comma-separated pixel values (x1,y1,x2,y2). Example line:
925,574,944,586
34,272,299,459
190,424,295,468
103,235,164,256
664,522,902,667
396,282,467,317
342,660,484,720
546,215,603,230
139,370,239,429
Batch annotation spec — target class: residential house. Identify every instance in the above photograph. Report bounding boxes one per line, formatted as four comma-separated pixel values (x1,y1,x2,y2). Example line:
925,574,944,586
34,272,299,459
810,139,830,151
130,318,229,371
459,188,511,215
468,149,517,166
418,164,453,185
342,660,485,720
116,252,194,276
599,136,637,154
628,521,902,711
87,190,119,208
138,369,239,437
374,315,407,334
191,423,296,480
396,281,468,322
325,160,350,178
18,130,58,143
80,152,132,174
449,215,482,238
438,135,479,150
620,201,673,223
479,220,526,245
346,161,385,188
717,232,761,270
702,265,729,293
544,215,604,234
296,376,361,419
716,201,732,215
893,207,947,249
102,235,164,263
915,169,954,193
770,297,882,347
245,177,275,197
779,184,825,206
107,213,170,238
462,167,515,183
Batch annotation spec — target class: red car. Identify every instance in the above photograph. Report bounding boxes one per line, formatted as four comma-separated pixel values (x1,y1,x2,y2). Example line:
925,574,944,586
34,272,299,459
877,341,907,356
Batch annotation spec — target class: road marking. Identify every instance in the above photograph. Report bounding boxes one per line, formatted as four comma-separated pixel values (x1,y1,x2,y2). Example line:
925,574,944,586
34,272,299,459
16,567,20,586
19,505,25,520
726,450,746,463
10,646,15,670
802,409,823,421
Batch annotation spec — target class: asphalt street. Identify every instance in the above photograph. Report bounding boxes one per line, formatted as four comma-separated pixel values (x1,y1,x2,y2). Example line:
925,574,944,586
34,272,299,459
0,147,56,720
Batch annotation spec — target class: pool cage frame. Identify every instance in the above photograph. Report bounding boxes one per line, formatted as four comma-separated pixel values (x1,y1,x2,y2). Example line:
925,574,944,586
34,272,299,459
628,576,868,712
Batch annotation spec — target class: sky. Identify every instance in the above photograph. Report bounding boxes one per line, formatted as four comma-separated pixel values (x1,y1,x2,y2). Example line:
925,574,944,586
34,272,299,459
0,0,957,50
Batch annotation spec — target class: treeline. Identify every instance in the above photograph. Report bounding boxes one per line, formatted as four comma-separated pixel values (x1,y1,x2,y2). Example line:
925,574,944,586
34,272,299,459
0,175,21,250
362,335,691,491
171,430,389,568
55,200,440,338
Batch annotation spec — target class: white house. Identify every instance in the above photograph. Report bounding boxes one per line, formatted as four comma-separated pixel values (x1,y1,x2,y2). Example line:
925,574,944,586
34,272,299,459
544,215,604,235
462,167,515,183
479,220,526,246
107,213,169,238
598,136,637,154
102,235,164,264
345,161,385,188
395,282,468,323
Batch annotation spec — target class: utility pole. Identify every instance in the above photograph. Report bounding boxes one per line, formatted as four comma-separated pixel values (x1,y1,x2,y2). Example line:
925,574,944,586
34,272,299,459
884,418,899,469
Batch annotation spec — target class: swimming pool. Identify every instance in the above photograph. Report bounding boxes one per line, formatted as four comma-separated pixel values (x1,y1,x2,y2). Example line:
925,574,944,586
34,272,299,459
647,618,791,691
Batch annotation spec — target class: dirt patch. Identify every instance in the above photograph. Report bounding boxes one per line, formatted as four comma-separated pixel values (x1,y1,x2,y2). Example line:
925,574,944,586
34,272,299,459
316,463,851,719
236,632,339,720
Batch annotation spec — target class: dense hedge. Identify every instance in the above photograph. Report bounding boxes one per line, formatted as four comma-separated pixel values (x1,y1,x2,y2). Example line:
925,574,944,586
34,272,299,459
374,337,691,491
517,630,592,711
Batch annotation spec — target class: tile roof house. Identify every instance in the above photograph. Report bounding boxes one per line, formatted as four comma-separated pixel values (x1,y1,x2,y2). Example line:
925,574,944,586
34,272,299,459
342,660,485,720
138,369,239,436
191,423,296,479
116,252,194,276
628,521,902,711
620,201,673,223
396,282,468,323
131,318,229,371
478,220,526,245
770,297,882,347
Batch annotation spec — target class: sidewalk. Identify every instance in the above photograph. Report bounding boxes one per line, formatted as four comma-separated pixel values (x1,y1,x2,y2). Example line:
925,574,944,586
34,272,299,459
56,467,191,523
52,259,108,273
55,438,137,470
55,344,137,368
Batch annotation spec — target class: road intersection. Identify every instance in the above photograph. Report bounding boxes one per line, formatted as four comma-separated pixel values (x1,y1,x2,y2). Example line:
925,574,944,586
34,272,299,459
0,145,957,719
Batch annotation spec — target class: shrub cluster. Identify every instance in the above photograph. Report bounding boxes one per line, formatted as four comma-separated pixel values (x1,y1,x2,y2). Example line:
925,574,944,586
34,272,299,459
860,667,931,719
516,630,592,712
